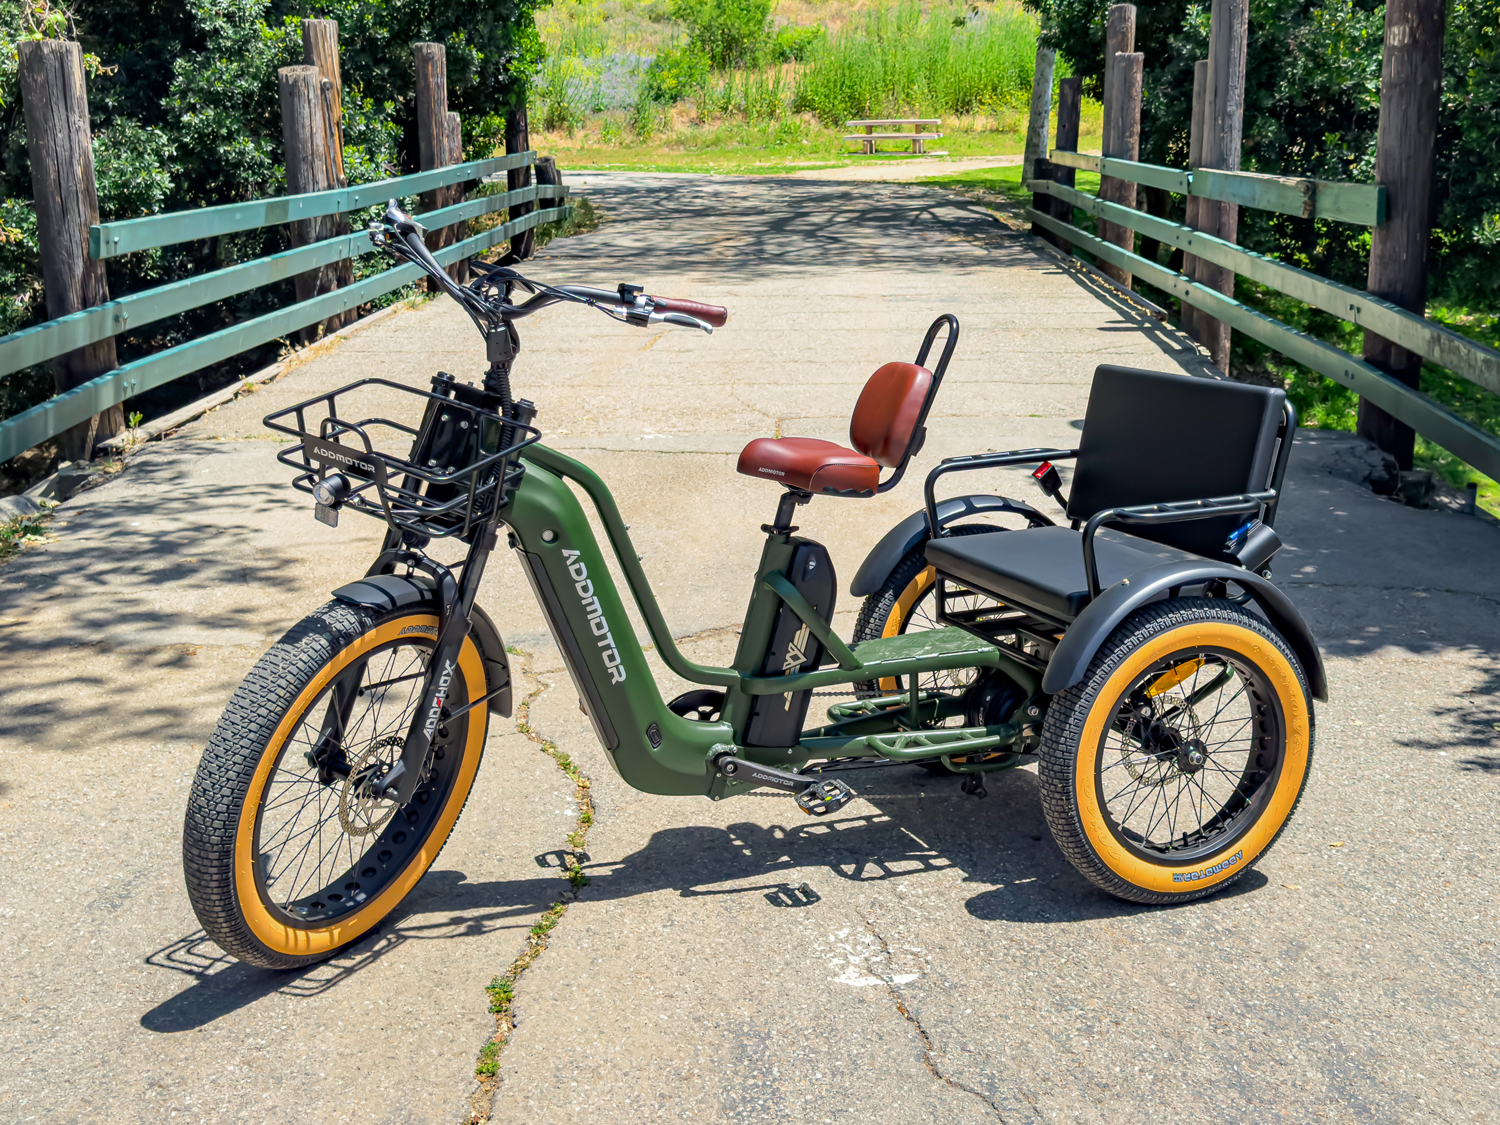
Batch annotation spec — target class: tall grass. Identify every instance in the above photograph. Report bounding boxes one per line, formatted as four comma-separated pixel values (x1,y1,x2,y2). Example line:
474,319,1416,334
695,64,796,124
793,1,1039,124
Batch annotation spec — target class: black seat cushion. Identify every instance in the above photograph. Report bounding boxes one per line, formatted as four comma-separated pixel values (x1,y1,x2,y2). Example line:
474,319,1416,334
925,526,1198,621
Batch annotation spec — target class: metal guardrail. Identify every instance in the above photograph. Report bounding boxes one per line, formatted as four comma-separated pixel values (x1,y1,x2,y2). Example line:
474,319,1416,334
1028,152,1500,481
0,151,570,463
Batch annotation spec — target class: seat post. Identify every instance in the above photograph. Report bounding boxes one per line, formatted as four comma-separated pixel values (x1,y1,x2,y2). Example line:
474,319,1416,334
764,488,812,535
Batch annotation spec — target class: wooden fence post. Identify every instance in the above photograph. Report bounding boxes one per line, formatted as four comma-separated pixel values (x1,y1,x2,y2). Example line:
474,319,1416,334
1356,0,1448,470
1022,46,1056,183
415,42,458,285
1198,0,1249,374
1099,52,1143,287
445,110,468,282
302,18,353,328
1102,4,1135,118
278,65,336,342
1050,76,1082,232
1031,157,1057,245
1097,5,1139,286
507,94,535,261
1183,59,1209,342
17,39,122,460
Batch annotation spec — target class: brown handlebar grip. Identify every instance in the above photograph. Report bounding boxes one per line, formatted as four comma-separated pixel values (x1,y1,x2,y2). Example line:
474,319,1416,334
650,296,729,328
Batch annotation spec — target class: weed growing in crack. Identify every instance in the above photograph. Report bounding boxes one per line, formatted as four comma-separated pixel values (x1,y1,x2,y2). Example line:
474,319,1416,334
468,655,596,1121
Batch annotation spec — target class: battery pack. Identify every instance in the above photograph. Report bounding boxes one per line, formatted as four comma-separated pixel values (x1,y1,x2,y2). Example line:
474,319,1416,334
744,542,837,748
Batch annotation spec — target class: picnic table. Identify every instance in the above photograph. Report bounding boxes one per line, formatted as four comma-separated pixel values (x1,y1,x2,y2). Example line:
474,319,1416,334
844,119,944,155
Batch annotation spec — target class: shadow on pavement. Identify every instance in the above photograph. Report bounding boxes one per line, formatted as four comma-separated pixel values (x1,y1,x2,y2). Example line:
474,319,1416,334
139,761,1269,1031
140,868,561,1032
0,443,315,749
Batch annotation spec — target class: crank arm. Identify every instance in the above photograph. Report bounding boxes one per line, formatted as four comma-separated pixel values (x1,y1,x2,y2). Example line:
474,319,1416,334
712,750,816,792
712,750,856,816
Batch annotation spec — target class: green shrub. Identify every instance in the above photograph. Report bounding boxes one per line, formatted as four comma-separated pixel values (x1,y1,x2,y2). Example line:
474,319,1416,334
671,0,773,68
772,24,825,63
642,44,711,103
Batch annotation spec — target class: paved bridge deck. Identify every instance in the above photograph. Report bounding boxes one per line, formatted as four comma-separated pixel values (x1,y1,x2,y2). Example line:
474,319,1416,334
1,173,1497,1123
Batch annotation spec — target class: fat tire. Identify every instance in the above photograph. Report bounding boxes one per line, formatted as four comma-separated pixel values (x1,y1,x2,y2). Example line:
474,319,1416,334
182,600,484,969
1038,598,1315,905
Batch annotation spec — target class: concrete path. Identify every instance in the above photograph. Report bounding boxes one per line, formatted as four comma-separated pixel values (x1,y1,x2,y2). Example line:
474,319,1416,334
787,154,1023,180
1,173,1496,1124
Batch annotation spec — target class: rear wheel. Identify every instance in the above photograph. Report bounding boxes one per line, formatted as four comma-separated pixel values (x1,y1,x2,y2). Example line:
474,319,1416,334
183,601,489,968
1038,598,1314,904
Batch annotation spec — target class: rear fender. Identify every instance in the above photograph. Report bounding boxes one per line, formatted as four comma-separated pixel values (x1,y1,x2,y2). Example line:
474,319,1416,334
849,494,1052,597
1039,562,1327,701
331,574,513,716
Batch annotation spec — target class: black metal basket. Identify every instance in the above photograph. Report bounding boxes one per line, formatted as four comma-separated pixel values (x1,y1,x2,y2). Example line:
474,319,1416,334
264,376,541,539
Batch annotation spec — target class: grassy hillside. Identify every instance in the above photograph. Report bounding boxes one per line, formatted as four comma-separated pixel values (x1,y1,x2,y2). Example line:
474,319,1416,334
530,0,1101,173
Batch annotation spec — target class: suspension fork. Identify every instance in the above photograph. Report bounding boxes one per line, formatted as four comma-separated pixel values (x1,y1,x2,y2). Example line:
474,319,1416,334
375,393,534,805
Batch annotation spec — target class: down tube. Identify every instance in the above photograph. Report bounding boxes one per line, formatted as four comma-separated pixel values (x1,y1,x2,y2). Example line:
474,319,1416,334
505,455,733,796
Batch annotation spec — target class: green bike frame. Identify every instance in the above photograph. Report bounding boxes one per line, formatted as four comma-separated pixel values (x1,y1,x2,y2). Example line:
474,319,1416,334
505,444,1043,799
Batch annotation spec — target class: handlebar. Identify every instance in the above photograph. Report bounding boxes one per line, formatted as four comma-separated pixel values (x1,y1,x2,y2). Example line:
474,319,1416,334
370,200,728,338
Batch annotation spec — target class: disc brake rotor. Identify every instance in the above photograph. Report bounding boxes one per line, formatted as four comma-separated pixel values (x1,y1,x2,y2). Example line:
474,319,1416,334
1120,689,1203,786
338,736,404,836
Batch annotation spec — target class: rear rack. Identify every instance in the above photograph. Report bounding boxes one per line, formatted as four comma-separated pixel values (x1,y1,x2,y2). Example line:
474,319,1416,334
264,376,541,539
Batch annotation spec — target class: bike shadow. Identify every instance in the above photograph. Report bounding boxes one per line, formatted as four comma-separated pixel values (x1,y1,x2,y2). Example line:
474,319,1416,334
576,765,1268,923
139,869,563,1032
140,765,1267,1031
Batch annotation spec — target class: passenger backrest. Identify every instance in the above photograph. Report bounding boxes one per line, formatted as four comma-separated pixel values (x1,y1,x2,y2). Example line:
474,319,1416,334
849,362,933,468
1066,366,1288,559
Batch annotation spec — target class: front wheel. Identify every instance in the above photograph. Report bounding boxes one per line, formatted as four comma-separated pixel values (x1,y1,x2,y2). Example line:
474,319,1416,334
183,601,490,968
1038,598,1314,905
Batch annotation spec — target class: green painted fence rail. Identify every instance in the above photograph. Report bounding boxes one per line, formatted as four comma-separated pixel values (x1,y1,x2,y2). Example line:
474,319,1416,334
1026,157,1500,481
90,150,538,260
0,151,569,464
0,181,564,378
1046,150,1387,227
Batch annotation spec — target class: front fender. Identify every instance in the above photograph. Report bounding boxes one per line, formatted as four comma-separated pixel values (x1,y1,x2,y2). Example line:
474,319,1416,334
331,573,513,716
849,494,1052,597
1040,562,1327,702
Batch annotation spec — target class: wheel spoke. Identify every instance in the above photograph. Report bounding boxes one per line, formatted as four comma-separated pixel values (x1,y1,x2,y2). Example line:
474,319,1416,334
1094,644,1282,861
254,637,451,919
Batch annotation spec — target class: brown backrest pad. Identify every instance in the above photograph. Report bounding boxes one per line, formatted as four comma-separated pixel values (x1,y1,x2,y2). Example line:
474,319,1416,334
1067,366,1286,559
850,362,933,467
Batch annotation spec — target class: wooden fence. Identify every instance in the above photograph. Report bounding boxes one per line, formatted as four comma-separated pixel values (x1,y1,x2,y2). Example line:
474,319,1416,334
0,156,568,463
1024,153,1500,481
1,29,568,466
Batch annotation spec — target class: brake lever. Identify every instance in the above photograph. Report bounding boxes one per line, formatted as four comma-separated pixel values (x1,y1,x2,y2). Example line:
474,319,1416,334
652,310,713,334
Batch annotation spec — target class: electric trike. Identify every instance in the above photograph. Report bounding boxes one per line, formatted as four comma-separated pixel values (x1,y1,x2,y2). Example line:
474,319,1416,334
183,201,1323,968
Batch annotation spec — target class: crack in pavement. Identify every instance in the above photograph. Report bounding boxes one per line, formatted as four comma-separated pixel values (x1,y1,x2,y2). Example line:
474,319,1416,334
466,655,596,1124
864,918,1007,1122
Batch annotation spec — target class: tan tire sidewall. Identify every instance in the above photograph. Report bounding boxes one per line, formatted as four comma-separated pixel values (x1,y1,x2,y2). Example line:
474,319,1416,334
233,614,487,958
1074,620,1311,895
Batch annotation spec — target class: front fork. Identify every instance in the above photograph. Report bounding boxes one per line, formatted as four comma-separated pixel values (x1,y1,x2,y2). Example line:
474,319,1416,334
375,395,536,805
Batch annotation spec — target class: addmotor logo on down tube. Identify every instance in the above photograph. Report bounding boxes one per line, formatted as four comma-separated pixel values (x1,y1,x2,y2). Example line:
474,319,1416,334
562,549,626,685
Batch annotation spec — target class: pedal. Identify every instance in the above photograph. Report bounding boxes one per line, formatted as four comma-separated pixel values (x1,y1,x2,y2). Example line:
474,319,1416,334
796,778,855,816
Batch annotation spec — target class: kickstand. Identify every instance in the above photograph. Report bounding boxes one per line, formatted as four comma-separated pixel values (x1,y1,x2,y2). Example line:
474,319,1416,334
960,774,987,799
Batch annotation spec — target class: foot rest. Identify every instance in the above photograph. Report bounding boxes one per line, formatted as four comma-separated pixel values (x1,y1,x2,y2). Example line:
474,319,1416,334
796,778,855,816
